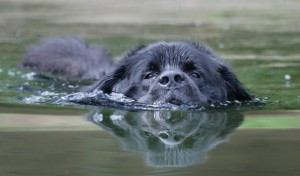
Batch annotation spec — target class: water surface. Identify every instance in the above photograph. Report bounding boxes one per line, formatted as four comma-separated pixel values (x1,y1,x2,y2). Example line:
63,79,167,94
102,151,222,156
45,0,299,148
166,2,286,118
0,0,300,175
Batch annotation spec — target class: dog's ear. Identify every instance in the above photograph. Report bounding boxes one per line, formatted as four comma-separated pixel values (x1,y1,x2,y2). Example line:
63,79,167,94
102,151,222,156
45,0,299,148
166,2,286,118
92,65,127,93
218,65,252,101
89,45,147,93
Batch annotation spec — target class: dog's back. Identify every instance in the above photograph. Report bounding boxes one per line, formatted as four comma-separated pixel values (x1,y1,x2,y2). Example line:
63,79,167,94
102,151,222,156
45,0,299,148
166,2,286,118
21,36,114,80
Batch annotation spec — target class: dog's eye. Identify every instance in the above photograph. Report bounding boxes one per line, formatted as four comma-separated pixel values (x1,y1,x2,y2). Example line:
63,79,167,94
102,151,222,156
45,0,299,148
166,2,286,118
144,72,156,79
190,72,201,78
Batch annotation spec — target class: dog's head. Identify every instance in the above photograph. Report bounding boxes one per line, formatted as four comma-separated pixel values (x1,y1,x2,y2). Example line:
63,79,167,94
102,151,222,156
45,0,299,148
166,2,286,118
94,41,251,106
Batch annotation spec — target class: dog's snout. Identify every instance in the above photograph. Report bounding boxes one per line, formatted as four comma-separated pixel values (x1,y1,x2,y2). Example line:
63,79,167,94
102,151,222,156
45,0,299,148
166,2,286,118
158,70,185,88
158,131,184,145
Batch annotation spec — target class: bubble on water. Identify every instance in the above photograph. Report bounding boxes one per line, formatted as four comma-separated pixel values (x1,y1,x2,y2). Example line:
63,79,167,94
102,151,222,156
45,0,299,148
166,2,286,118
23,90,64,104
41,91,60,96
23,96,44,104
284,74,291,81
21,72,38,80
284,74,292,87
110,114,124,121
93,113,103,123
8,70,16,77
234,100,241,104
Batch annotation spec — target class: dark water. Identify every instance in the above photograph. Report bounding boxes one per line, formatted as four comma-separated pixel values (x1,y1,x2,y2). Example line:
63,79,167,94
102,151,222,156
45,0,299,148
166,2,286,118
1,0,300,175
1,108,300,176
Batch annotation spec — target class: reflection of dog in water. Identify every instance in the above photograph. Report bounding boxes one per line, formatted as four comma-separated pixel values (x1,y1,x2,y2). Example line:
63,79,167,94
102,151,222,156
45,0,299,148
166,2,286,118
86,110,243,167
21,36,252,106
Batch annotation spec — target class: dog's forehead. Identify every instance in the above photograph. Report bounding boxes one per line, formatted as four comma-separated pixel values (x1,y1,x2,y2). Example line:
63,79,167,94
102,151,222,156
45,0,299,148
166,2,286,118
146,41,195,55
148,42,209,58
139,41,214,66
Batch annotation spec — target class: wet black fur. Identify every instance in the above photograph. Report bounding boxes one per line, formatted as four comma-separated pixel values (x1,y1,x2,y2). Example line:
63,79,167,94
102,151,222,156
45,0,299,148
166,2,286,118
22,37,252,106
93,41,252,105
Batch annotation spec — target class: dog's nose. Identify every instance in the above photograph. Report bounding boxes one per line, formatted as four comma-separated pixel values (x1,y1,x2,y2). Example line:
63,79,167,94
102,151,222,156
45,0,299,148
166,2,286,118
159,70,185,88
158,131,184,145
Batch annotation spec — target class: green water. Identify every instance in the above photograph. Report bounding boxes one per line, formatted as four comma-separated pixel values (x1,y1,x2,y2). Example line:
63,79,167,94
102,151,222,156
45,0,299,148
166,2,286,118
0,0,300,175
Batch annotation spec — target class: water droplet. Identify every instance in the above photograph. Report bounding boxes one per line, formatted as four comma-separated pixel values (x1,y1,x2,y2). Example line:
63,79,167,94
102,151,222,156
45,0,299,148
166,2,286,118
284,74,291,81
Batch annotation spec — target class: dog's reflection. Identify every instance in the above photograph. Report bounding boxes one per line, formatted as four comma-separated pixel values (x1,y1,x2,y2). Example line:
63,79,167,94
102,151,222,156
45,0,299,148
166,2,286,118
86,110,243,167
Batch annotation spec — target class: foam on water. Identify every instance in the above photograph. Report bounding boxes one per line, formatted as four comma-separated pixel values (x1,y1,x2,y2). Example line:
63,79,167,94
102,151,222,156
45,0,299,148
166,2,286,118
22,88,266,111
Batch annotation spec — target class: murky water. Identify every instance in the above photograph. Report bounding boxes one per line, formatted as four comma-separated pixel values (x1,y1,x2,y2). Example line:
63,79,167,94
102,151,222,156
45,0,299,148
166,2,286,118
0,0,300,175
1,108,300,176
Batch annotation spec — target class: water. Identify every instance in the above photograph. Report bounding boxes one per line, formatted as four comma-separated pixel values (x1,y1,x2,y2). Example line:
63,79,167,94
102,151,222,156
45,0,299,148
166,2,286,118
0,0,300,175
1,108,300,176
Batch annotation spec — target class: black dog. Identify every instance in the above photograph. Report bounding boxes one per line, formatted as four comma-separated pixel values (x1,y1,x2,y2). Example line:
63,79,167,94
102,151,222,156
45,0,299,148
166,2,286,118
22,37,114,80
22,36,251,106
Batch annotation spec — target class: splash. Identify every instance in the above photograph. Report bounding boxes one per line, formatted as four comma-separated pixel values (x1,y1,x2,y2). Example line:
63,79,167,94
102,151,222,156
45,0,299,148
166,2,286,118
21,88,265,110
57,90,265,111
